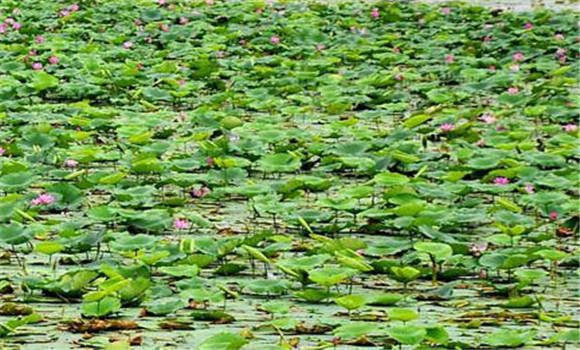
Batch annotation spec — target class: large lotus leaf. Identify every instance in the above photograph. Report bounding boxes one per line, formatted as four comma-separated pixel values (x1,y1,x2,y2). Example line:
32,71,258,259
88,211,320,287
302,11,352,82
391,266,421,282
81,296,121,317
179,288,224,304
334,294,367,311
1,161,29,175
426,326,449,345
413,242,453,260
47,183,84,209
131,158,163,174
0,202,16,222
388,308,419,322
317,197,357,211
30,71,59,91
0,223,31,245
386,325,426,345
110,233,158,252
117,277,151,303
125,209,170,231
87,206,119,222
467,157,501,169
373,172,410,186
0,172,35,192
308,267,355,287
332,142,369,156
257,154,301,173
241,279,291,295
198,332,248,350
484,330,536,348
340,156,376,170
145,297,186,316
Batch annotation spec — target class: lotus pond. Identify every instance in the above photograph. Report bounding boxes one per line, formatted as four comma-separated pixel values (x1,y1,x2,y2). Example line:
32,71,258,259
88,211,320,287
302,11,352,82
0,0,578,349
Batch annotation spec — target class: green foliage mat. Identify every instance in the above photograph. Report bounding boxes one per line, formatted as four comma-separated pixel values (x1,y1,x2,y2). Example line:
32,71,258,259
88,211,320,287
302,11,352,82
0,0,578,349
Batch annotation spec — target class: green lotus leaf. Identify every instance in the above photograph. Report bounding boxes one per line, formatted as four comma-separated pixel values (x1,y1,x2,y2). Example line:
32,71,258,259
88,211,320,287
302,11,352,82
386,325,426,345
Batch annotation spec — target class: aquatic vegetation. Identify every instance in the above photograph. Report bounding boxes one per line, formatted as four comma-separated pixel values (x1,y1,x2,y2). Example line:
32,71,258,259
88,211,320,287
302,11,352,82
0,0,578,348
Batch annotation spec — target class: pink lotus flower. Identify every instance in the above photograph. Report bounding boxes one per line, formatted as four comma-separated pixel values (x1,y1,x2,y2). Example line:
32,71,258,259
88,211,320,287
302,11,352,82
0,147,4,156
270,36,280,44
524,184,535,194
32,62,43,70
439,123,455,132
70,4,80,11
549,211,558,220
48,56,59,65
29,50,38,56
178,111,187,121
12,22,21,30
35,36,46,44
563,124,577,132
0,24,7,33
191,187,211,198
215,50,224,58
158,0,166,5
256,8,263,14
64,159,78,167
556,48,566,56
507,87,519,95
4,18,14,25
440,7,451,15
134,19,142,25
205,157,214,166
558,55,566,63
60,10,71,17
179,17,189,24
30,194,55,207
394,74,404,81
160,24,170,32
512,52,524,61
122,41,133,49
239,39,247,46
445,54,455,63
480,114,497,124
205,0,214,5
494,177,509,185
392,47,401,53
177,79,186,86
173,218,191,230
371,8,379,18
483,35,492,42
554,33,564,40
509,64,520,72
496,125,506,132
488,65,496,71
315,43,325,51
476,139,486,147
524,22,533,30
